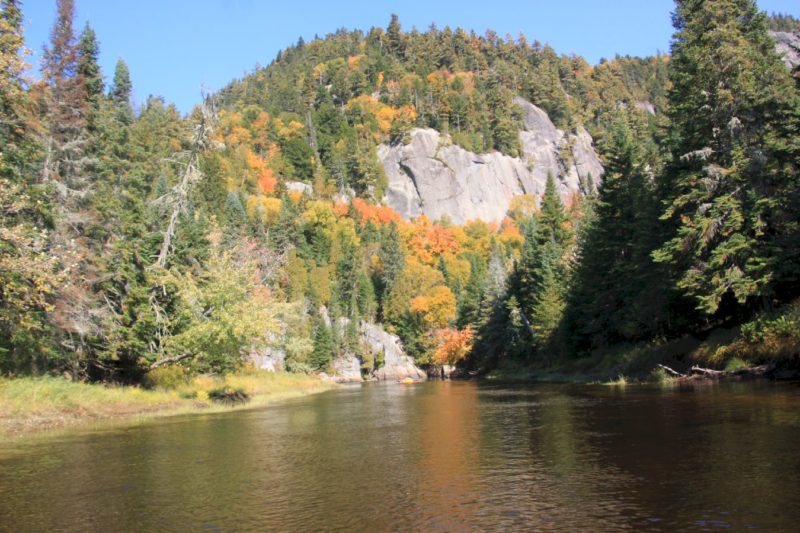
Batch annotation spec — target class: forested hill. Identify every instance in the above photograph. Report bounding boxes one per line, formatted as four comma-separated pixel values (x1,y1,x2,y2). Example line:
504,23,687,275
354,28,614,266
1,1,799,385
215,17,669,202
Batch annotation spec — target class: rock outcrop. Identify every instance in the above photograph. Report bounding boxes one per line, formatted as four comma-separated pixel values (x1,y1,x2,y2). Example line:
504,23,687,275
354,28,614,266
771,30,800,70
327,318,426,382
362,321,427,381
378,97,603,224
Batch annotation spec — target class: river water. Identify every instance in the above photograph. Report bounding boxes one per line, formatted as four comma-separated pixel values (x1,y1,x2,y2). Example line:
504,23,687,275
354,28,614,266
1,381,799,531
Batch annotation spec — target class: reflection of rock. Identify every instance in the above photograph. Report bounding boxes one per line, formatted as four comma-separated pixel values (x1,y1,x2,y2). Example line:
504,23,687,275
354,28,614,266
379,96,604,224
328,317,426,382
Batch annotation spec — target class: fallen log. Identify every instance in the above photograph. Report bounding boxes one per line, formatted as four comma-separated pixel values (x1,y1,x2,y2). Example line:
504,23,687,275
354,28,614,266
686,363,776,380
690,365,724,377
657,364,685,378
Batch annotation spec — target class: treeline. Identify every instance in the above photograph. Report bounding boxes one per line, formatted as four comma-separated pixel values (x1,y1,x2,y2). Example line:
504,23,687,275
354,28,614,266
768,12,800,32
1,0,798,383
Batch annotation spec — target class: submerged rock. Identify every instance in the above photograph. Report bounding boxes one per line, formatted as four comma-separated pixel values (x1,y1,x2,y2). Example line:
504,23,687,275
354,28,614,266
378,96,603,224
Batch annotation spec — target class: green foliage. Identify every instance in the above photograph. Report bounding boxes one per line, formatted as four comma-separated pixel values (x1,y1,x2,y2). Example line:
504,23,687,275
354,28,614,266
739,301,800,345
144,365,190,390
310,321,335,371
158,242,279,374
654,0,800,316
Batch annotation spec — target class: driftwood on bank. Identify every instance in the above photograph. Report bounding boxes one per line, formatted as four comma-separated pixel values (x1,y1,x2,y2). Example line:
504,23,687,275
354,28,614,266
656,363,778,381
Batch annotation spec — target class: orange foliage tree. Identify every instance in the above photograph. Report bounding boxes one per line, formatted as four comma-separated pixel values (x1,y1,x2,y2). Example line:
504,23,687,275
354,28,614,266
432,327,475,366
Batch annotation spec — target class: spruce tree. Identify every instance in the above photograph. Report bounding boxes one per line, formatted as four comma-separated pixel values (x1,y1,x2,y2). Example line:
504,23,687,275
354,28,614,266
653,0,800,315
77,23,102,113
110,59,134,124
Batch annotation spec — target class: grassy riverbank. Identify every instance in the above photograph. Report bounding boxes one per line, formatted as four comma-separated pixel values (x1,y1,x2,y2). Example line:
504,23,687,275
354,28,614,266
0,371,336,439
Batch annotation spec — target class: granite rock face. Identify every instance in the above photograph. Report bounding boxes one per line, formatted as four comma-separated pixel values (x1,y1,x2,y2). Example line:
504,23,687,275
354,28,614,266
378,97,604,224
362,322,427,382
771,31,800,70
328,317,426,382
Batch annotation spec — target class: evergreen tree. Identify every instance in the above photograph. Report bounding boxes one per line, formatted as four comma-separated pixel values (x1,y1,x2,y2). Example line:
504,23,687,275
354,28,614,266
77,23,102,112
109,59,134,124
377,221,405,299
653,0,800,315
562,120,671,351
310,321,334,370
42,0,104,376
386,14,404,57
538,172,571,247
224,191,247,228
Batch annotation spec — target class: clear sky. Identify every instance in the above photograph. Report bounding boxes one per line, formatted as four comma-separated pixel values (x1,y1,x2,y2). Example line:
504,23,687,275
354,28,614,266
20,0,800,114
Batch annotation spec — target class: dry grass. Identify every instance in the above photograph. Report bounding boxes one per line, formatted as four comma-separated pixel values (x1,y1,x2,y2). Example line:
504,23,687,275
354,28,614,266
0,371,335,439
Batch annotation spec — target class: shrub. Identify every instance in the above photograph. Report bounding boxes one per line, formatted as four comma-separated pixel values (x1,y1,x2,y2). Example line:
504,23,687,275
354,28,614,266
208,386,249,406
649,367,677,384
145,365,190,390
724,357,750,372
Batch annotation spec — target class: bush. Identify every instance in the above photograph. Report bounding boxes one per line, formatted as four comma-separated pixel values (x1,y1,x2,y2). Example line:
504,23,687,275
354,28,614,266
724,357,750,372
144,365,190,390
208,386,249,406
649,367,677,384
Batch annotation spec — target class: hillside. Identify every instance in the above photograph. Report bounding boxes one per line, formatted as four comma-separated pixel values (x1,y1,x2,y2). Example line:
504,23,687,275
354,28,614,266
217,18,668,217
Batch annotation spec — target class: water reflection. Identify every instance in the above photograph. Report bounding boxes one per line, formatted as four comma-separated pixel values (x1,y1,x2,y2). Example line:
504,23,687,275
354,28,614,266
1,381,799,531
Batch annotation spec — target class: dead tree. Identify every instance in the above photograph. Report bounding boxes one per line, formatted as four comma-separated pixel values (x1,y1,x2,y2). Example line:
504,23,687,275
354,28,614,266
153,97,217,268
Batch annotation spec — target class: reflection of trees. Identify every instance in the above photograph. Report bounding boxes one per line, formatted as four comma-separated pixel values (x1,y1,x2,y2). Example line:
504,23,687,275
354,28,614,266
415,381,480,529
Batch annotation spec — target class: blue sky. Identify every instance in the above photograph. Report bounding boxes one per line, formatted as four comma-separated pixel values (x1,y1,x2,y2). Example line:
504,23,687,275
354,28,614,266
21,0,800,114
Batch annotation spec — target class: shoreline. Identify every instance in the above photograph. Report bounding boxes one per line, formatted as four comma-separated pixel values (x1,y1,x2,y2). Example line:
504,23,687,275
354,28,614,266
0,372,337,441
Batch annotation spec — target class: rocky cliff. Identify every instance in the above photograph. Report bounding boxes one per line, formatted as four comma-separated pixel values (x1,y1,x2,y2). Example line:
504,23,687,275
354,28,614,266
326,318,427,383
770,30,800,70
378,97,604,224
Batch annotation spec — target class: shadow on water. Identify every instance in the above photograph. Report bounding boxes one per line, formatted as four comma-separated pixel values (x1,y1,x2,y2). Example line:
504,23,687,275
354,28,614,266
1,380,799,531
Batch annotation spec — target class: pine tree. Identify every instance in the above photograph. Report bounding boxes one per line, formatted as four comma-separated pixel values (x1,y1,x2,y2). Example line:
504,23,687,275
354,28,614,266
41,0,92,189
109,59,134,124
653,0,800,315
386,14,404,57
77,23,102,114
41,0,103,377
310,321,334,370
562,120,672,351
377,221,405,299
538,171,571,247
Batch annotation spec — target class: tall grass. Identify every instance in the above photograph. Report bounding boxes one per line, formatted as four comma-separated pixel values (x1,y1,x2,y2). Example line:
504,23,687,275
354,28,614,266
0,370,334,438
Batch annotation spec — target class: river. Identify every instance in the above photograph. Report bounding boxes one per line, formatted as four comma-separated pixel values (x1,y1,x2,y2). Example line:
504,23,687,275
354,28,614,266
1,381,799,531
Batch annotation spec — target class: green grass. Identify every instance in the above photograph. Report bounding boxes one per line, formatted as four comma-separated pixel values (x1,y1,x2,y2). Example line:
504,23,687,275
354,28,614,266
723,357,750,372
0,370,335,439
605,374,629,387
648,366,678,385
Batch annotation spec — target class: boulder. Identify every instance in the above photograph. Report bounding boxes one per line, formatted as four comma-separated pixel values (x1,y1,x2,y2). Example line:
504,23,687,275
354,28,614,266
379,96,604,224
